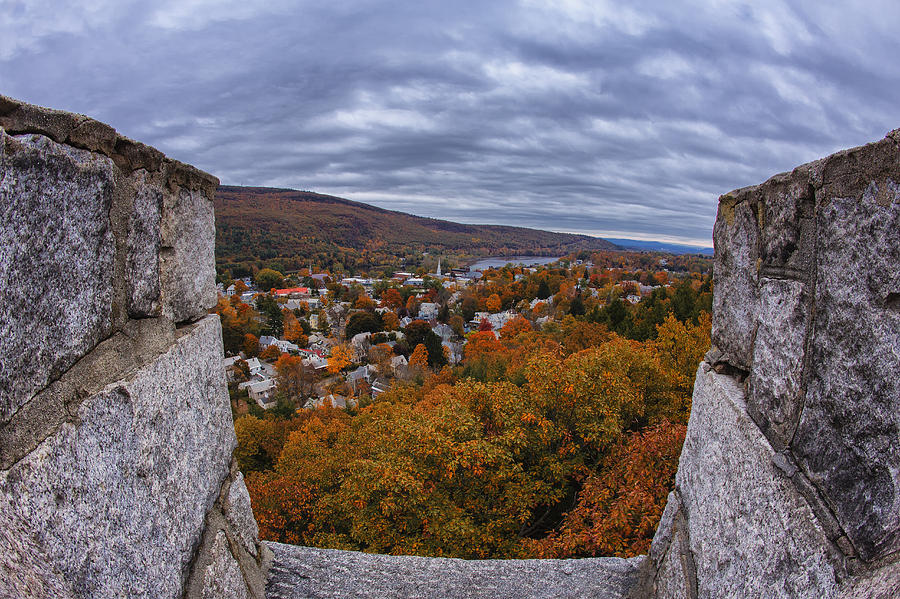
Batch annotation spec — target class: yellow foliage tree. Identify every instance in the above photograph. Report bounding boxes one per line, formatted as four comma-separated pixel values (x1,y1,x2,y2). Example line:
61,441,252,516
327,344,352,374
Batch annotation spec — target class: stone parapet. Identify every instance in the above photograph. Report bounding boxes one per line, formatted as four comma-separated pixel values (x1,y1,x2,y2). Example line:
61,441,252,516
0,97,263,599
651,131,900,597
0,97,218,424
708,130,900,563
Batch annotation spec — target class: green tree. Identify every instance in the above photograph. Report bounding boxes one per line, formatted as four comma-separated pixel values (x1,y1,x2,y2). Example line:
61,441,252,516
256,268,285,291
345,311,384,339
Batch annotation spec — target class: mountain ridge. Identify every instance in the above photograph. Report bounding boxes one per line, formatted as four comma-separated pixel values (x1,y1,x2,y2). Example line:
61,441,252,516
214,185,618,272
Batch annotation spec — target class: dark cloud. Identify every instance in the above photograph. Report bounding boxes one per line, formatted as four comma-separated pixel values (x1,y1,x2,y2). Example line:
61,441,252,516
2,0,898,246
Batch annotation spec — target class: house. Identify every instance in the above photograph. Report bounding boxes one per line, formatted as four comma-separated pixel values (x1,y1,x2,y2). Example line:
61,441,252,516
390,354,408,375
346,364,373,391
370,378,389,397
302,353,328,371
418,302,438,319
350,332,372,362
259,336,299,354
442,340,464,365
245,358,263,377
225,284,236,296
247,379,276,409
240,291,256,304
274,339,300,353
286,297,320,311
432,323,454,342
341,277,374,287
222,355,242,381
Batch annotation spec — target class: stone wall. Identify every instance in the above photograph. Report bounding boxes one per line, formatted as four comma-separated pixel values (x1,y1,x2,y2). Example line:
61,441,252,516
0,96,269,599
649,131,900,598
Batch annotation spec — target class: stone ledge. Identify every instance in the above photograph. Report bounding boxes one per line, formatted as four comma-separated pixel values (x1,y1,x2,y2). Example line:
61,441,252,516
0,94,218,195
265,543,649,599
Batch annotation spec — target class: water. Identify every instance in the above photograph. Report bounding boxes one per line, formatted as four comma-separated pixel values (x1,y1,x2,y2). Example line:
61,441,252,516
467,256,562,271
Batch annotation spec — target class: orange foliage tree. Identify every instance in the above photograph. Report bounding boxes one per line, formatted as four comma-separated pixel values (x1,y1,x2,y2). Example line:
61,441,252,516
499,315,532,338
408,343,429,372
381,310,400,331
526,420,687,558
243,333,260,357
283,310,304,343
485,293,502,313
275,354,314,403
259,345,282,361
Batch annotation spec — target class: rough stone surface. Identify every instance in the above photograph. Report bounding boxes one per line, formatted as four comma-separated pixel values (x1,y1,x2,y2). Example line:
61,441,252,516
711,192,758,371
649,492,678,565
792,179,900,562
265,543,648,599
675,365,842,599
653,515,693,599
0,130,116,423
202,531,252,599
160,185,217,322
0,315,234,599
757,167,816,274
126,169,163,317
0,316,176,470
747,278,809,449
837,559,900,599
0,508,75,599
226,470,261,558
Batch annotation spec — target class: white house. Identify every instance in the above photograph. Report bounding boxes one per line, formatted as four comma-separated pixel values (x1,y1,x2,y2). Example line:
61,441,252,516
346,364,374,392
418,302,438,319
274,339,300,353
245,357,263,377
432,323,454,341
390,354,408,376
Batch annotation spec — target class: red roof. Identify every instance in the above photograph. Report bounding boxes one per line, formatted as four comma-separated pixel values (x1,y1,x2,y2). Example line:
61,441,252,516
274,287,310,296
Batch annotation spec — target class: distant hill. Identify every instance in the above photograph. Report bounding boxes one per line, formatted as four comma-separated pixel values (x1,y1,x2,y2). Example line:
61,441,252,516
604,238,713,256
214,186,618,273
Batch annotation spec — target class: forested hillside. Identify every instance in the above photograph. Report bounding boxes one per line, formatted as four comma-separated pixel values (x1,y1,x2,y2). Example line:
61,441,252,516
215,186,617,276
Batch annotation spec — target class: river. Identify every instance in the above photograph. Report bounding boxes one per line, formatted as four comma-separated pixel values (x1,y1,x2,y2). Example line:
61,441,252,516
467,256,562,271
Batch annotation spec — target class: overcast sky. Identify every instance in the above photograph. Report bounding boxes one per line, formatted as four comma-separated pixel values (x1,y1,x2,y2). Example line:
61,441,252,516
2,1,898,246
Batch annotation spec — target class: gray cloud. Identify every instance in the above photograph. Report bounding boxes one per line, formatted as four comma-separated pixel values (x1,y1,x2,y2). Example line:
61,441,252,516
2,0,898,246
